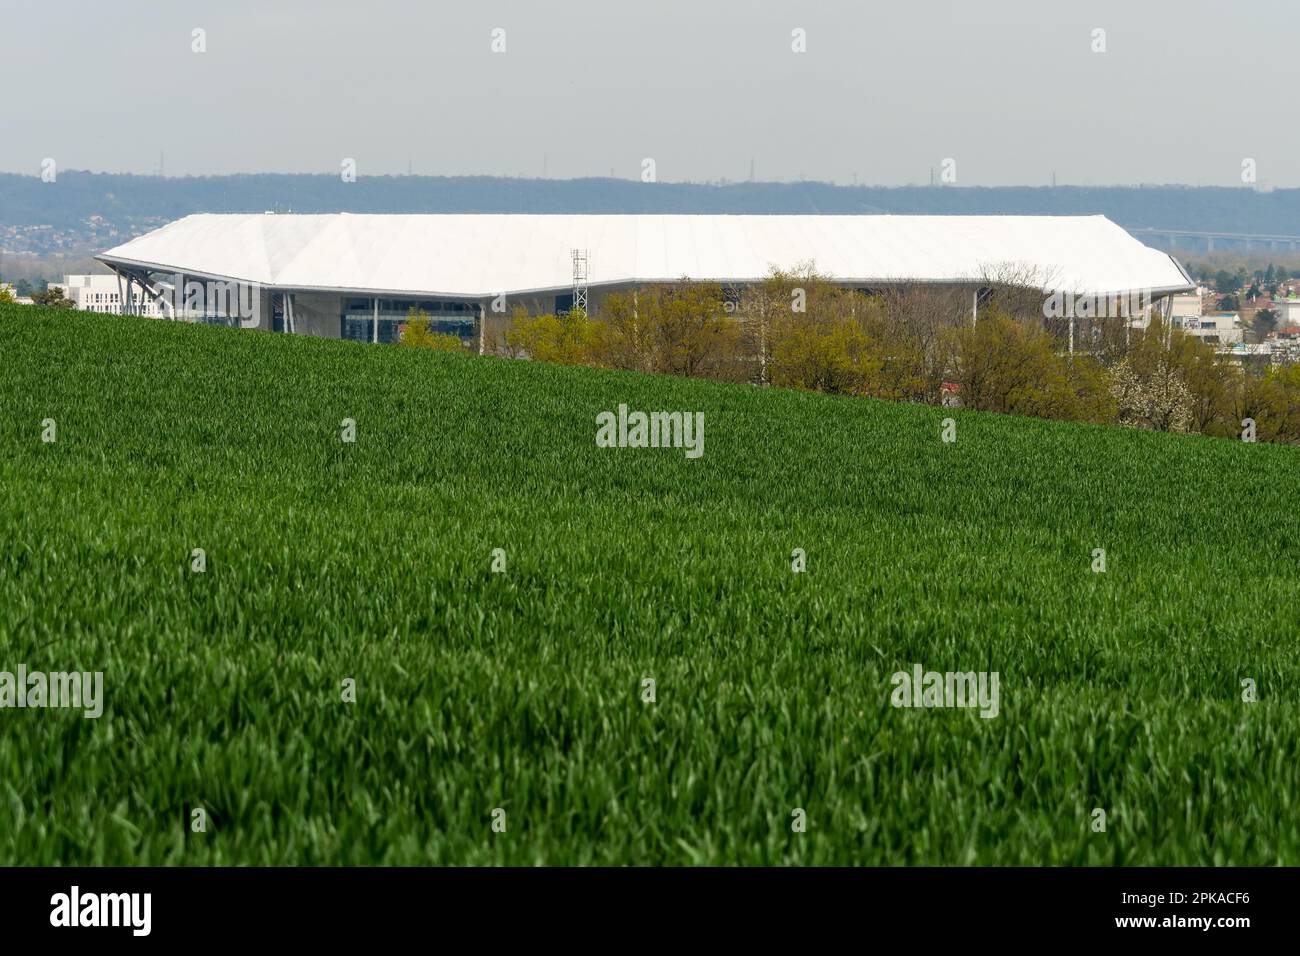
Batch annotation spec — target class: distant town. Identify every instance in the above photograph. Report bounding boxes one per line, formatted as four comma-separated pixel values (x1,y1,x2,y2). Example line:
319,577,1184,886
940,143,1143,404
0,213,169,258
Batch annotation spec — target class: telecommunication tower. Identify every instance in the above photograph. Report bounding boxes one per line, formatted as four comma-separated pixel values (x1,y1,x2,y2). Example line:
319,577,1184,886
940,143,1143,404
572,249,590,314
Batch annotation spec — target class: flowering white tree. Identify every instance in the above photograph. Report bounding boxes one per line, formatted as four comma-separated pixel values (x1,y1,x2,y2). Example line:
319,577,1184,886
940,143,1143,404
1110,358,1193,433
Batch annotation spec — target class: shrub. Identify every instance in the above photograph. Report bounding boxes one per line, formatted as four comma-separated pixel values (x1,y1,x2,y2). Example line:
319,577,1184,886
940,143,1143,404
30,286,75,308
1124,323,1235,436
505,307,600,365
1110,358,1193,433
588,293,655,373
769,314,881,395
399,309,465,351
1236,365,1300,443
952,313,1115,423
644,283,743,381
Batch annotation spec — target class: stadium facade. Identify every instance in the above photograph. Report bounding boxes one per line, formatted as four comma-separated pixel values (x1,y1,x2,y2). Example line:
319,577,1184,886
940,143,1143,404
97,213,1196,346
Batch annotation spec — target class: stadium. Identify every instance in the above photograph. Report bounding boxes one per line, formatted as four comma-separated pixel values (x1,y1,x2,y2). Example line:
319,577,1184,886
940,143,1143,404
96,213,1196,344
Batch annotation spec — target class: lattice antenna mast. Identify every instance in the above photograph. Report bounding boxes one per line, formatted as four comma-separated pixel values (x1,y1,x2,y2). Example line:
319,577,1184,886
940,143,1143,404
572,249,589,314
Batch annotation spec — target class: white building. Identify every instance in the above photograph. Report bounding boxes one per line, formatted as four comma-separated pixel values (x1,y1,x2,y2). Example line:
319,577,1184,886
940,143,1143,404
1169,289,1205,324
1275,297,1300,327
1121,285,1205,333
1182,312,1243,345
96,213,1196,343
52,274,167,317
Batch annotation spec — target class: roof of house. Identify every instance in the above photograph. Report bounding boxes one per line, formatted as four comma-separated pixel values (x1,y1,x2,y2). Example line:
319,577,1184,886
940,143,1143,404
99,213,1195,299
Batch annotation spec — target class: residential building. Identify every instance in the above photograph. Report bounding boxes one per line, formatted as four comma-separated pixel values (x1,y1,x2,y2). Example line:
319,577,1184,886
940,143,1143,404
51,274,167,317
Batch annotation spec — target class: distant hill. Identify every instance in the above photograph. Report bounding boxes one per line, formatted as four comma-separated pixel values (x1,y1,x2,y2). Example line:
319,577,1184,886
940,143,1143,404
4,171,1300,236
4,173,1300,265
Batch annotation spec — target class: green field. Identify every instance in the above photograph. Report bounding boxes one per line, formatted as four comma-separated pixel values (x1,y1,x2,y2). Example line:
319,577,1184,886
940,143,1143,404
2,303,1298,866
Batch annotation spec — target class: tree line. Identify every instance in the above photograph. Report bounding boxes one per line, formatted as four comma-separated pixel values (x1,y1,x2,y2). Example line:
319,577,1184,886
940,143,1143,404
400,267,1300,444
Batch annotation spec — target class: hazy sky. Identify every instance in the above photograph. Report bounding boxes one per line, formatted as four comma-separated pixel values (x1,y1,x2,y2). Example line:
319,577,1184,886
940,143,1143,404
1,0,1294,187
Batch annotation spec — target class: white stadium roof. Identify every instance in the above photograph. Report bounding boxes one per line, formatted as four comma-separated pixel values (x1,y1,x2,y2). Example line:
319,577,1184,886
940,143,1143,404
99,213,1194,299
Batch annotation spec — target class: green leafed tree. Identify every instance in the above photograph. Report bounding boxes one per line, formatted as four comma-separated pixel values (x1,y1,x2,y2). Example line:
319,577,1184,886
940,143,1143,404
1214,270,1241,294
30,286,75,308
505,306,601,365
1254,307,1279,335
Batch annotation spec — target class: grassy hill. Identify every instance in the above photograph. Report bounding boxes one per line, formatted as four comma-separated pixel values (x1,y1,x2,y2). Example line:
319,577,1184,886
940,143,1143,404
2,303,1298,865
